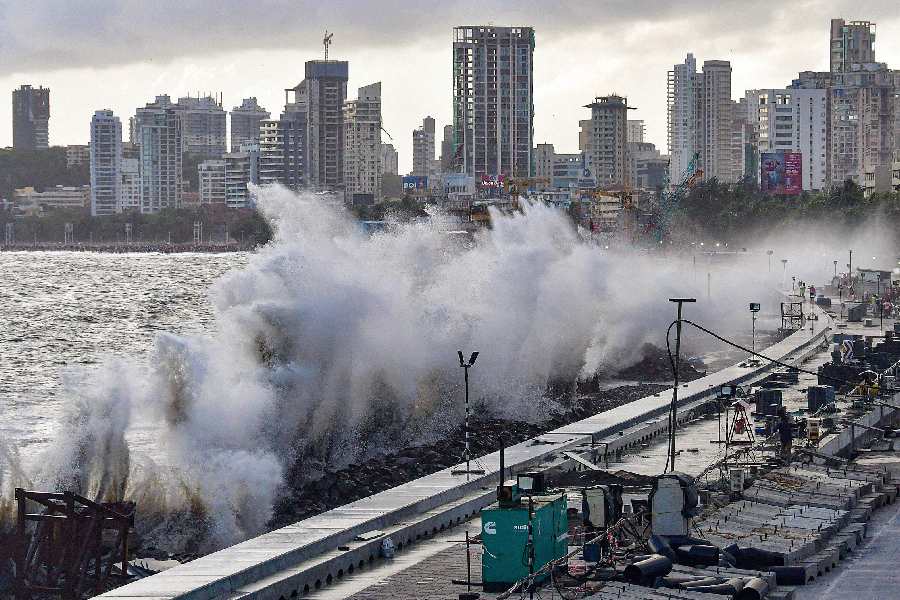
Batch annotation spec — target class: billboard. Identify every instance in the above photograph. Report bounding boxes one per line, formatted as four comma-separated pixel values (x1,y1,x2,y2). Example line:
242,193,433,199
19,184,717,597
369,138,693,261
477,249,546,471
478,174,505,188
402,175,428,190
760,151,802,195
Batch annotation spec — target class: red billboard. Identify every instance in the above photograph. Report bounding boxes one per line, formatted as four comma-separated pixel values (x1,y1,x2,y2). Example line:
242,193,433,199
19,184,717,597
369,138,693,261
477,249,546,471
761,151,802,195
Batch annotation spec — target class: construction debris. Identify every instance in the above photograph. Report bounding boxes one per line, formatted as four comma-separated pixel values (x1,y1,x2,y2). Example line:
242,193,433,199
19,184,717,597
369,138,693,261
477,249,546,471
12,490,135,600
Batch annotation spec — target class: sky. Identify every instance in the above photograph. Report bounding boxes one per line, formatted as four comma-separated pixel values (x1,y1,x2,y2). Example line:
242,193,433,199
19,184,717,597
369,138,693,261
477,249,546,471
1,1,899,173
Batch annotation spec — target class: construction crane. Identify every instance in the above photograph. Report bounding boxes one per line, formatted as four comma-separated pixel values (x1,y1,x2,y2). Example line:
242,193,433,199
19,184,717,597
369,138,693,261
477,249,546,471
654,152,702,241
323,31,334,61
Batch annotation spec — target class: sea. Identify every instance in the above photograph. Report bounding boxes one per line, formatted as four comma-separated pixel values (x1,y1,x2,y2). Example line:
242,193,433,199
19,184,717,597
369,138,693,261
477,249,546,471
0,251,247,469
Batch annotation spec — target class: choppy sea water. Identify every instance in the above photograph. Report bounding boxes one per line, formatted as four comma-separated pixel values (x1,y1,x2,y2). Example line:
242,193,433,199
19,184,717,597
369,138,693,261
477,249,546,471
0,251,247,469
0,247,776,476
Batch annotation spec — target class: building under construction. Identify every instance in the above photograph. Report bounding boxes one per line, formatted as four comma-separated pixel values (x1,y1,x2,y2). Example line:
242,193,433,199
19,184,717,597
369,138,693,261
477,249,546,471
452,26,535,180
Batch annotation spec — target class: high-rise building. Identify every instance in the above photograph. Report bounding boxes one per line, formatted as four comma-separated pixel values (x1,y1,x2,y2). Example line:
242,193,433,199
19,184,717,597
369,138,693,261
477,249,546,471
668,55,741,184
701,60,738,182
744,88,828,190
132,95,171,146
285,60,349,190
412,116,436,177
831,77,897,187
380,143,399,176
122,141,139,160
12,85,50,150
176,95,227,159
413,117,435,177
224,143,260,208
627,120,645,143
280,102,309,191
581,95,632,188
230,97,270,151
830,19,876,73
667,54,701,184
132,95,225,159
440,124,456,170
453,26,534,179
793,19,897,188
89,110,123,216
731,99,752,182
258,120,285,186
120,158,140,211
343,82,382,200
137,108,182,213
199,159,226,205
257,106,308,192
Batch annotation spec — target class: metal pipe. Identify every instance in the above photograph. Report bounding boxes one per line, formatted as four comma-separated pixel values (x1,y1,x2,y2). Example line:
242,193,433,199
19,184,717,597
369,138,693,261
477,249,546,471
624,554,673,584
736,577,770,600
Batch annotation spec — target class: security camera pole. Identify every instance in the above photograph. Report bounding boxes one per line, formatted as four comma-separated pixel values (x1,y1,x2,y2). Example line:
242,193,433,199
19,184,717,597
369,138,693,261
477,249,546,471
453,350,485,477
668,298,696,472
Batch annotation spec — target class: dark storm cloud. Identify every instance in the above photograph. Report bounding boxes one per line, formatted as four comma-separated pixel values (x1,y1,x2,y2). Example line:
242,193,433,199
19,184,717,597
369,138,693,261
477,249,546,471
0,0,897,75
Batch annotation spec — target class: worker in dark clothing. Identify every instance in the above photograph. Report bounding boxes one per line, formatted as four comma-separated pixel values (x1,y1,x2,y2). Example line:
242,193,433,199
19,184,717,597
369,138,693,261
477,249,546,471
777,406,793,463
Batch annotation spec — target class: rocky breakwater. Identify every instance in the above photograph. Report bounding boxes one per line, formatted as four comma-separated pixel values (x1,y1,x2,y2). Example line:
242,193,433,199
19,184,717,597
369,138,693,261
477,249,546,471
269,344,706,530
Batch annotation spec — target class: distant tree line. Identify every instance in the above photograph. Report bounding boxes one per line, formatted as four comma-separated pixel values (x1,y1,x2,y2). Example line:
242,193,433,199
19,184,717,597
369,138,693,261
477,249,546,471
0,147,89,200
671,178,900,244
0,206,272,247
350,197,429,222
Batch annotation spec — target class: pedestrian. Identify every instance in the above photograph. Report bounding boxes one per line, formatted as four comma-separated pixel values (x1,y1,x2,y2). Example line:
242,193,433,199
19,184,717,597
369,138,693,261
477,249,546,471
777,406,793,463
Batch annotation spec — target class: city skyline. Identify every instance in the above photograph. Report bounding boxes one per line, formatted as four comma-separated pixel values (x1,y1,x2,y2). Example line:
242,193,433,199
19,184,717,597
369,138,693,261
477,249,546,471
2,2,898,173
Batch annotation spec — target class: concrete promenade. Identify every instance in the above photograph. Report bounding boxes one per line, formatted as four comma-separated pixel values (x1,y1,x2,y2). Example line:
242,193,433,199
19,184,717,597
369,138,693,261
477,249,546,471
95,299,832,600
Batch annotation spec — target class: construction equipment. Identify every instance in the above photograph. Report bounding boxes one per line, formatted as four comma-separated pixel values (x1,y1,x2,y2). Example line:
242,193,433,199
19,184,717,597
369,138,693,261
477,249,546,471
649,473,700,536
481,494,568,592
727,401,756,446
654,152,702,241
581,485,623,529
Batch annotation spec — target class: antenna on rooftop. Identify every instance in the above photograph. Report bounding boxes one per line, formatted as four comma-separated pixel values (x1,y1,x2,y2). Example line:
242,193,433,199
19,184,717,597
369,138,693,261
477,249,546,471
323,30,334,61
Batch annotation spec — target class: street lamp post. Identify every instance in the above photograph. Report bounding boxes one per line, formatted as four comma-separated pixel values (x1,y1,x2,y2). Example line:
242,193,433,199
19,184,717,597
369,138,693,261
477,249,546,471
839,285,844,321
452,351,485,477
750,303,761,354
849,249,853,295
875,295,884,331
667,297,697,473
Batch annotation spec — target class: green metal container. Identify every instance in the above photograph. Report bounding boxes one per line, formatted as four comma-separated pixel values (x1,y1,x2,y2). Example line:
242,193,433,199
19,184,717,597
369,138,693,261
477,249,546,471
481,494,568,592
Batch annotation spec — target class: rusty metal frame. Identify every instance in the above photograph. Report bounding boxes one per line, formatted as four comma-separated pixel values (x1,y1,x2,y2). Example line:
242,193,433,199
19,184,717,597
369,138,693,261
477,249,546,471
14,489,135,600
